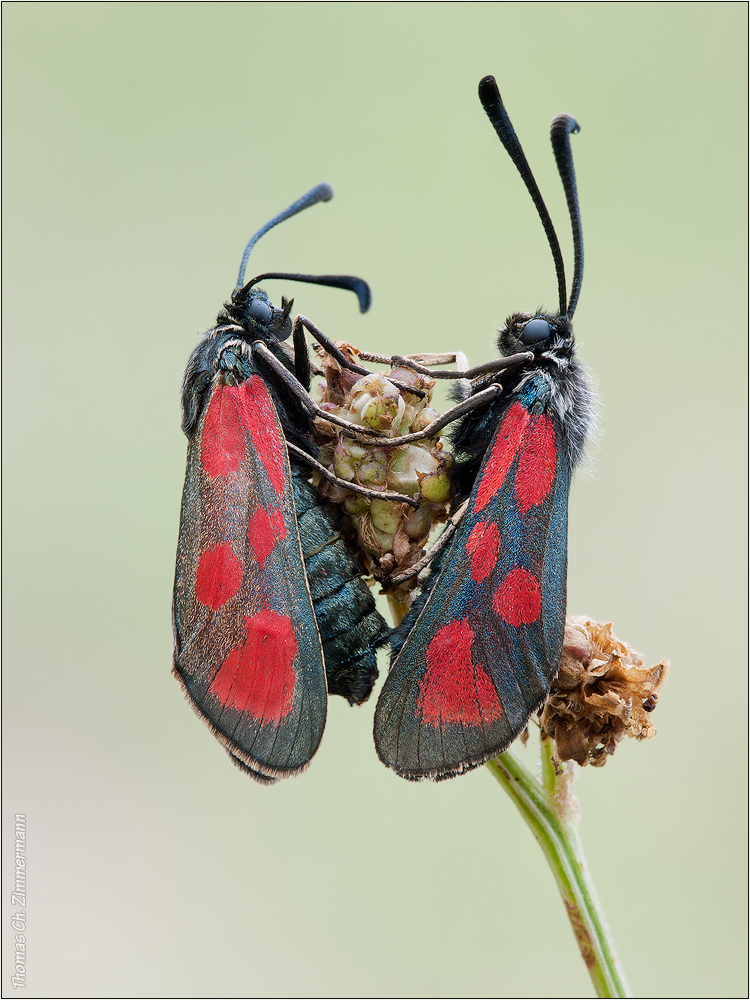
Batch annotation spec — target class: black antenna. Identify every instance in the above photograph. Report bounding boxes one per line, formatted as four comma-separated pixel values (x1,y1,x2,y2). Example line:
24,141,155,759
241,272,371,313
550,114,583,319
478,76,568,317
235,183,333,291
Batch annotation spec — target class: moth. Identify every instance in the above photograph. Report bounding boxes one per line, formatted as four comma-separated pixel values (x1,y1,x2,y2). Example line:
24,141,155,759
374,76,596,780
173,184,401,783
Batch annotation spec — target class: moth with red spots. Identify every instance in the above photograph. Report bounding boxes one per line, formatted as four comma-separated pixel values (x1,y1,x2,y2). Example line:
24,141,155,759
374,77,596,780
173,184,390,783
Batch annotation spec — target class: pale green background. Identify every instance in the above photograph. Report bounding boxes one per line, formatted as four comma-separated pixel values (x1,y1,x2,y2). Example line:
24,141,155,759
3,3,747,998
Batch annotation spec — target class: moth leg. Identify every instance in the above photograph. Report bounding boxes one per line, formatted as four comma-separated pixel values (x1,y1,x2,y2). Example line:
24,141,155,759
387,500,470,584
358,350,468,367
342,384,504,447
355,347,531,382
292,316,312,391
251,340,391,442
354,349,471,398
294,314,371,377
384,350,534,381
287,442,419,509
295,315,426,399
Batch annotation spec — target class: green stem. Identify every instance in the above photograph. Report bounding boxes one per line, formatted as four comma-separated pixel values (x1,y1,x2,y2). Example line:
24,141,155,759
485,744,631,998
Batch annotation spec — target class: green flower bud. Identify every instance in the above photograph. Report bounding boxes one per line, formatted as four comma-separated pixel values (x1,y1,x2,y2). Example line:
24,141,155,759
387,445,438,496
418,465,452,504
349,374,405,432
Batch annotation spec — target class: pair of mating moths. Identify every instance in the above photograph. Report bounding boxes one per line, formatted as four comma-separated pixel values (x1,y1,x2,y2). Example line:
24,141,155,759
172,76,595,783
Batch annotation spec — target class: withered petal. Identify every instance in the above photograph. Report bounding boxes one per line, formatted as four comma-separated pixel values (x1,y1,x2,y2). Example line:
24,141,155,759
544,617,669,766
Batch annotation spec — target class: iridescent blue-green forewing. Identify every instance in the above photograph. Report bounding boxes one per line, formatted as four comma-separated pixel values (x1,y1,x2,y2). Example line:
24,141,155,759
376,316,594,781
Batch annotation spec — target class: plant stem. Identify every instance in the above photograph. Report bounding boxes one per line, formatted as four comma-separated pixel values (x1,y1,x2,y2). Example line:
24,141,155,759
485,744,631,998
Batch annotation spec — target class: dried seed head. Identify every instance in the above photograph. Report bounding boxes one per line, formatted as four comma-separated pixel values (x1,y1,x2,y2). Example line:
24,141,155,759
311,341,454,595
541,616,669,767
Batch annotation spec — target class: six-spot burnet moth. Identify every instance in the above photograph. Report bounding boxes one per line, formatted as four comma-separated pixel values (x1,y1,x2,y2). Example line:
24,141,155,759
373,76,596,781
173,183,413,783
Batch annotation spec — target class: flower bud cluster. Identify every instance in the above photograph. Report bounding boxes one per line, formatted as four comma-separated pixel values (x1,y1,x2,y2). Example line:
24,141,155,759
310,342,454,599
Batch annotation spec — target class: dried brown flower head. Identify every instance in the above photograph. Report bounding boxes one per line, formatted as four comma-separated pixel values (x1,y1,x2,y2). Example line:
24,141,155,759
540,616,669,767
311,342,454,602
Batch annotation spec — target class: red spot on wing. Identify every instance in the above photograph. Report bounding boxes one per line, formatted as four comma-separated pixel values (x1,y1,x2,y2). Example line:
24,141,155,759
237,377,287,495
209,609,297,724
269,508,286,536
201,386,246,477
515,414,557,515
493,566,541,626
195,543,243,609
475,402,530,512
465,522,485,555
466,521,502,583
248,506,288,566
417,619,502,727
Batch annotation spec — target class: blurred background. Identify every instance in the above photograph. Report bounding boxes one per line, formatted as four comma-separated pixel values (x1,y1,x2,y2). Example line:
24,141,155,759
3,4,746,997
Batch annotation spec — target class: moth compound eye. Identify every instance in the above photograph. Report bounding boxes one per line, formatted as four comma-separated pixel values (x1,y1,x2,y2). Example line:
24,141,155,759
247,298,273,324
520,319,551,344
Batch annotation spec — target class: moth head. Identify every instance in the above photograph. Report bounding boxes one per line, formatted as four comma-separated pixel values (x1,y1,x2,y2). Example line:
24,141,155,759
498,311,573,356
229,286,294,341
